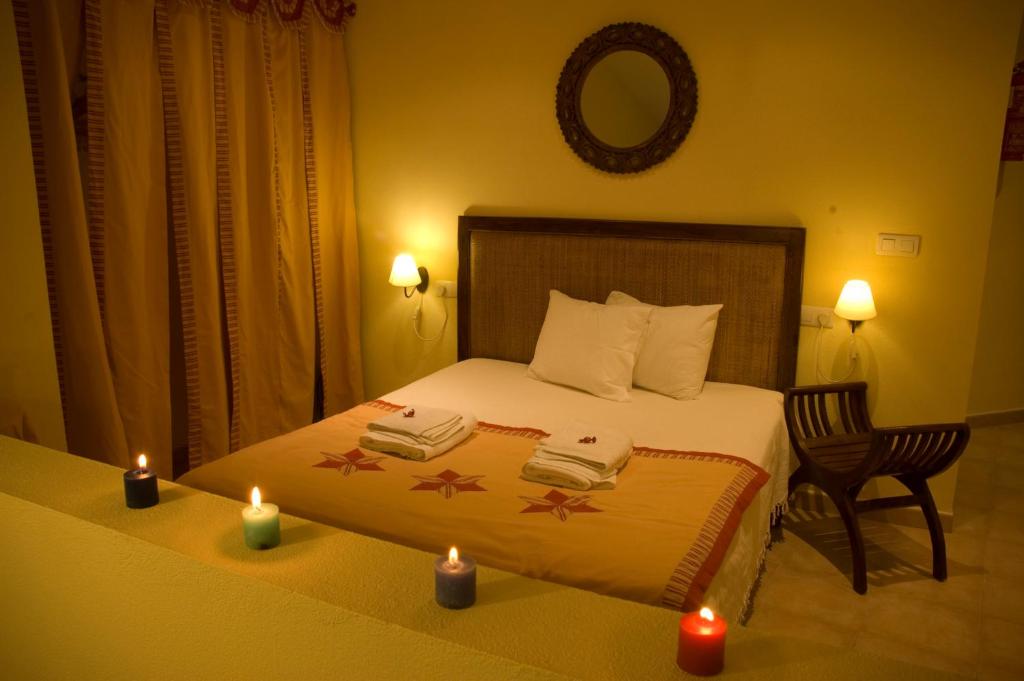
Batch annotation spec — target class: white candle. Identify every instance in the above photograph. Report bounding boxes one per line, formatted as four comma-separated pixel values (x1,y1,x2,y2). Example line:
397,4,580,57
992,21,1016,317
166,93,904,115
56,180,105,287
242,486,280,550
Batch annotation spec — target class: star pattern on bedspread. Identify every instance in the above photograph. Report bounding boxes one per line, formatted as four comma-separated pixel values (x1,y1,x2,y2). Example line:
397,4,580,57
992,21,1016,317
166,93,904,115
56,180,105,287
519,489,602,521
410,469,486,499
313,449,386,476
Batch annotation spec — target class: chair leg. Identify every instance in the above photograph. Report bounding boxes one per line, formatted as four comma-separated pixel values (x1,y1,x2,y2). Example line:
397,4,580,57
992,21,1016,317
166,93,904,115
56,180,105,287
788,466,810,497
832,489,868,594
899,475,947,582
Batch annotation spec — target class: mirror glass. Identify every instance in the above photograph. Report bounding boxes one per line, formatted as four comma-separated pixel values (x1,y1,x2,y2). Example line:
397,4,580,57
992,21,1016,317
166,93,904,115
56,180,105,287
579,50,670,149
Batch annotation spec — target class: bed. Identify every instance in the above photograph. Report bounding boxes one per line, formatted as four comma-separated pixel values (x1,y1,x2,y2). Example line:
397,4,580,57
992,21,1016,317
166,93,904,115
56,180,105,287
180,215,805,621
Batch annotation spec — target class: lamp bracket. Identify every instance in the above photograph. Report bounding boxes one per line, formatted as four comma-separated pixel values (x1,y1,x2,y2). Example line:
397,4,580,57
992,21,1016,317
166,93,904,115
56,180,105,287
403,266,430,297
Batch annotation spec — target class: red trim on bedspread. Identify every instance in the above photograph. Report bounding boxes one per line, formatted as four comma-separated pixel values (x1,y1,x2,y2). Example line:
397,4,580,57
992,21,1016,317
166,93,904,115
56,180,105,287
634,446,769,609
366,399,402,412
476,422,550,440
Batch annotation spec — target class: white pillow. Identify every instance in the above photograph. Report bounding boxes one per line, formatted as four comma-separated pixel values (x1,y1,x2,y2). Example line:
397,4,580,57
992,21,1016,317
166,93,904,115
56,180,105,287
605,290,722,400
527,290,650,401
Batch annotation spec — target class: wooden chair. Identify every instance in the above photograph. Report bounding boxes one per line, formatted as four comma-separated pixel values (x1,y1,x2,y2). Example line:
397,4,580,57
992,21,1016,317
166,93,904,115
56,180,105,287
783,382,970,593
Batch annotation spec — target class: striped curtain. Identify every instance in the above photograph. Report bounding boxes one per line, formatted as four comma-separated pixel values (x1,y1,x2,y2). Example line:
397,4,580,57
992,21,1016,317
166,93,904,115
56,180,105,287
13,0,363,479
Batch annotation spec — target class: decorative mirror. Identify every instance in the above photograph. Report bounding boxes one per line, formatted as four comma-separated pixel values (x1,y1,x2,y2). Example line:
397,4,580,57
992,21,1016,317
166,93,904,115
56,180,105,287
556,23,698,174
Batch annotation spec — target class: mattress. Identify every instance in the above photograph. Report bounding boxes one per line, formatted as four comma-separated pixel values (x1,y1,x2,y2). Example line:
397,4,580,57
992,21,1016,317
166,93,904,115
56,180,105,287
180,359,789,620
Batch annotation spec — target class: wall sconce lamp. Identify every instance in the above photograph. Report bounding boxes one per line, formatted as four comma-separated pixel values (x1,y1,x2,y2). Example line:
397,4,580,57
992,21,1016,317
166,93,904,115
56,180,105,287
815,279,876,383
834,279,877,333
389,253,449,342
389,253,429,298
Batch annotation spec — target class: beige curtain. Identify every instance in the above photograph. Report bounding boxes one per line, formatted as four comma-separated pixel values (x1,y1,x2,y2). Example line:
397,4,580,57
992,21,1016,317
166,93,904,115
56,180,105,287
14,0,362,478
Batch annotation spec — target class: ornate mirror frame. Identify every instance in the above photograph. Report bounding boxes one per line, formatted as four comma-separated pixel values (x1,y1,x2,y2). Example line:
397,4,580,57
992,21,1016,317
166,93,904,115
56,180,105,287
556,23,698,174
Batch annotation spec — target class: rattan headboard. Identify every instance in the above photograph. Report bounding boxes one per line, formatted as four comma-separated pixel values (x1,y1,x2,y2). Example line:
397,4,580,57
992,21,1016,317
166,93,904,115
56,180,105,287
457,216,805,391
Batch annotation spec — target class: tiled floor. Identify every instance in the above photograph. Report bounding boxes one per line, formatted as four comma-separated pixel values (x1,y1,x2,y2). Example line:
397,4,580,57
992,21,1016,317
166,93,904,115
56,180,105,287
746,422,1024,680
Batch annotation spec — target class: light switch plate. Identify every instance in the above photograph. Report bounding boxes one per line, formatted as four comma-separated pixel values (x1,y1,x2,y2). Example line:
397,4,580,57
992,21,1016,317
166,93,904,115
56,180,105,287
877,233,921,257
801,305,834,328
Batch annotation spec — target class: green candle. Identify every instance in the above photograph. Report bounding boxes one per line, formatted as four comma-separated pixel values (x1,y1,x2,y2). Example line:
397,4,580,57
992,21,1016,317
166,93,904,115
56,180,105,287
242,486,280,550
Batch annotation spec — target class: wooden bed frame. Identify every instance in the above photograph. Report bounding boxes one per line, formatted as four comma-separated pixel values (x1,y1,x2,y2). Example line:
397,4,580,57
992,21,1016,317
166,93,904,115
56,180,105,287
457,215,805,392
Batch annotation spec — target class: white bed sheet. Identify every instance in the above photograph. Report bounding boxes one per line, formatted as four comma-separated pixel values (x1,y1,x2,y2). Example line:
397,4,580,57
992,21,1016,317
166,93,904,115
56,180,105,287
382,358,791,619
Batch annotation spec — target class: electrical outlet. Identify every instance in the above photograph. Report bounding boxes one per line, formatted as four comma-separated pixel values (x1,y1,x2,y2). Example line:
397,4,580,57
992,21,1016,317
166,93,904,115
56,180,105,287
800,305,834,328
437,280,457,298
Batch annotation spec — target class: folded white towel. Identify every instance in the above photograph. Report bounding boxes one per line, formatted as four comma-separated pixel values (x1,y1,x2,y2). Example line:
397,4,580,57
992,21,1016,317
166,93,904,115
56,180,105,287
521,457,617,491
360,413,478,461
371,418,465,446
538,420,633,474
530,449,618,470
368,405,462,445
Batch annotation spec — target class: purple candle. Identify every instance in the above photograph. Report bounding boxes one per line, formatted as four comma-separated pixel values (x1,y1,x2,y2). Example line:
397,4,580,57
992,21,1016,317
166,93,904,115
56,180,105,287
123,454,159,509
434,547,476,609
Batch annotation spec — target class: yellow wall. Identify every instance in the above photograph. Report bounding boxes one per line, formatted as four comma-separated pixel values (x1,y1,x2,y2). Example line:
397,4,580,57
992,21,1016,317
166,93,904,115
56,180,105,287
969,19,1024,417
0,0,66,450
347,0,1023,516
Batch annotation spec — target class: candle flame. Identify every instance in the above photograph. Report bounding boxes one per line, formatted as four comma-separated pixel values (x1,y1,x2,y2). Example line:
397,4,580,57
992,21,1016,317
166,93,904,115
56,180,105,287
699,607,715,622
448,546,459,564
138,454,147,469
251,486,262,510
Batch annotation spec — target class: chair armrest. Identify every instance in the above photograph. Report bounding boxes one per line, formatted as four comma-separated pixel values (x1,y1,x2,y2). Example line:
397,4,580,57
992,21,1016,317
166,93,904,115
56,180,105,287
873,422,969,438
866,422,971,478
784,382,871,444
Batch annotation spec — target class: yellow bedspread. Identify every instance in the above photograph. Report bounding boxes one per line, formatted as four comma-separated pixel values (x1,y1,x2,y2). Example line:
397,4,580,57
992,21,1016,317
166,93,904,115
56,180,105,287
180,400,769,611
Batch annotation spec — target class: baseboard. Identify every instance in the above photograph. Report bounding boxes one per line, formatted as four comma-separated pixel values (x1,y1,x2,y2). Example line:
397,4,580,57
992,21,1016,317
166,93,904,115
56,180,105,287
788,487,954,533
966,408,1024,428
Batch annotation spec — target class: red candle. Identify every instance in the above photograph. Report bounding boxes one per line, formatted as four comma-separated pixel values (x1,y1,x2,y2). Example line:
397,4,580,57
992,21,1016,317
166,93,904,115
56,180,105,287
677,607,727,676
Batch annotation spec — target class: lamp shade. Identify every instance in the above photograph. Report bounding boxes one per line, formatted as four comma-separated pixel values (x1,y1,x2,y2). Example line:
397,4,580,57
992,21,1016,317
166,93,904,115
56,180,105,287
389,254,422,288
834,279,877,321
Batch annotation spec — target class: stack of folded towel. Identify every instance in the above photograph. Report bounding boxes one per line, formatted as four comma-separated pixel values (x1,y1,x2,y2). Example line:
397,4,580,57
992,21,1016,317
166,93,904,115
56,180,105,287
359,405,477,461
521,420,633,491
